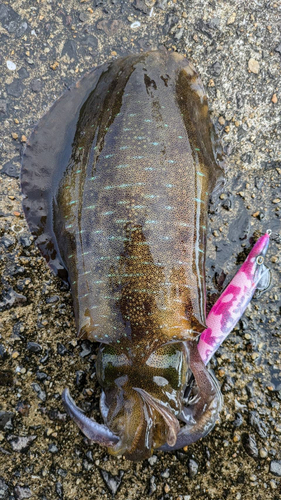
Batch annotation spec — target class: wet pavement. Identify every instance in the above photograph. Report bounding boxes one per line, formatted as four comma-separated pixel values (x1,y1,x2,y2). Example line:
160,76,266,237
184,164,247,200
0,0,281,499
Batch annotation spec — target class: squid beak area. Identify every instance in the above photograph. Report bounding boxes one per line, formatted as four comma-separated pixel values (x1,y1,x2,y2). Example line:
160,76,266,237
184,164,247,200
62,388,119,447
134,387,180,448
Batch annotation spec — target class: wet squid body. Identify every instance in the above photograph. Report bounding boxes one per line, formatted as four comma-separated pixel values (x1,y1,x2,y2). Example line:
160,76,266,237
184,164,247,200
21,50,270,460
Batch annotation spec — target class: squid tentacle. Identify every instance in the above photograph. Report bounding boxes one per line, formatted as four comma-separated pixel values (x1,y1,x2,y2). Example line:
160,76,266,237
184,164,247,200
159,341,222,451
62,388,119,447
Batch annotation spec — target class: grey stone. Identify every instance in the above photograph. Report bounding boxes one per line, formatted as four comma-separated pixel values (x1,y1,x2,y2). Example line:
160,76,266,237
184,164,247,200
57,343,67,355
79,340,92,358
163,12,179,35
0,4,28,37
249,411,268,439
6,79,24,98
96,19,120,36
233,413,243,428
27,342,42,354
148,475,157,495
100,469,124,495
0,236,15,248
242,433,259,459
0,411,14,431
188,458,199,478
46,295,59,304
0,288,27,311
81,34,98,49
6,435,37,452
211,61,222,76
36,371,48,381
79,12,88,22
30,79,42,92
31,383,46,401
18,67,29,79
133,0,150,14
270,460,281,477
48,443,59,453
0,4,9,20
156,0,168,9
75,370,86,387
55,482,63,498
1,159,20,178
174,27,184,40
62,40,77,58
0,100,7,114
14,485,32,499
255,177,264,189
0,477,9,500
19,235,32,248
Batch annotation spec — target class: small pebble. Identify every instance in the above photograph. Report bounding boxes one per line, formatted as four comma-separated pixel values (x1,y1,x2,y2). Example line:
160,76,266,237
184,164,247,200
248,58,260,74
164,484,170,493
272,198,280,204
48,443,59,453
269,460,281,476
27,342,42,353
148,476,157,495
130,21,141,29
161,469,170,479
14,485,32,499
57,343,67,355
31,383,46,401
0,478,9,498
36,371,48,381
99,469,124,496
50,61,59,70
270,480,277,490
0,411,14,431
243,433,259,458
226,12,236,25
7,434,37,452
30,79,42,93
188,458,199,478
148,455,158,465
6,60,17,71
272,93,278,104
79,12,88,22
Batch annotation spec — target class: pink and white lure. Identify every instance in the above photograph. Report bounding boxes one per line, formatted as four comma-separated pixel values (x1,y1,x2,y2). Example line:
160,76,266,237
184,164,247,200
198,231,271,366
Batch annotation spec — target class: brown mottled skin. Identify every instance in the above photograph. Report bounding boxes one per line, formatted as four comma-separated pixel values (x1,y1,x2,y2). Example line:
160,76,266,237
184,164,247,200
21,50,224,460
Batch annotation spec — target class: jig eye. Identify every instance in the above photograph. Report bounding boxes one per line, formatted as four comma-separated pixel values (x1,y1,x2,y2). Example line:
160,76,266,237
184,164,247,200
256,255,264,265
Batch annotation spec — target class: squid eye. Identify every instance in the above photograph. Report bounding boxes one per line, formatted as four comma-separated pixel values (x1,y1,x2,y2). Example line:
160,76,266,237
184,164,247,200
256,255,264,265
